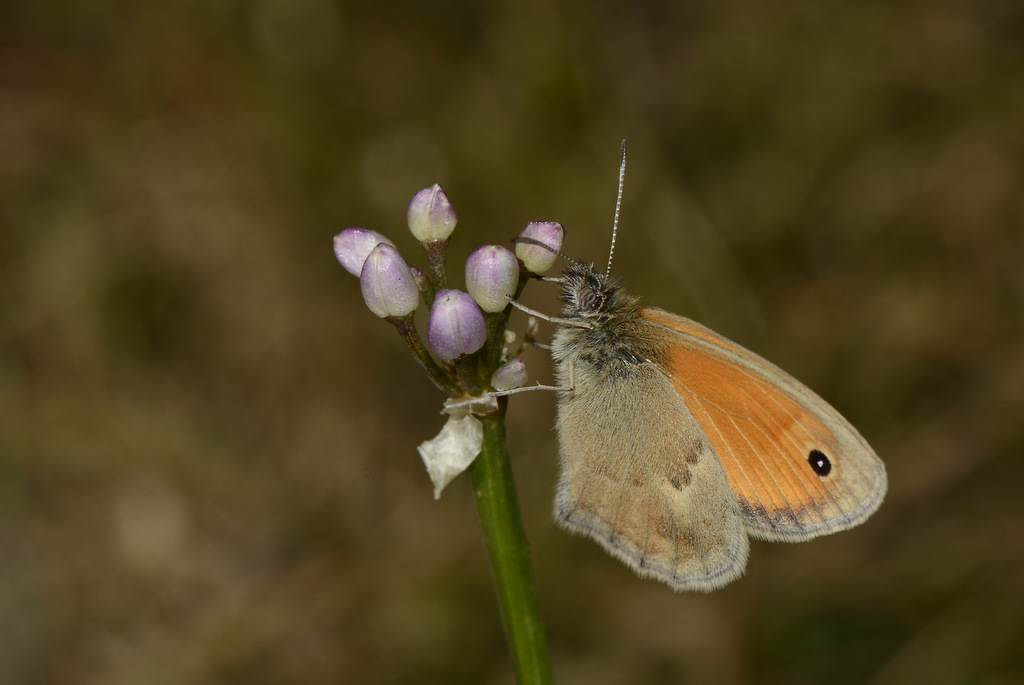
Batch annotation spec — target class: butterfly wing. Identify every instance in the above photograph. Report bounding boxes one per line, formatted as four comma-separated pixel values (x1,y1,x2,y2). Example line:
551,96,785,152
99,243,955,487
553,344,749,592
640,308,887,542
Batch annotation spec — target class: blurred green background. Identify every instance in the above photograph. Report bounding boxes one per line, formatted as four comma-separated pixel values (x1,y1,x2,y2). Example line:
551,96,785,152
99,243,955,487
2,1,1023,683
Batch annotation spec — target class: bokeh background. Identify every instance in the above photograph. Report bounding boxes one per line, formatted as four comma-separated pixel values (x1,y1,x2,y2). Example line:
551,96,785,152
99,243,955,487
3,1,1023,683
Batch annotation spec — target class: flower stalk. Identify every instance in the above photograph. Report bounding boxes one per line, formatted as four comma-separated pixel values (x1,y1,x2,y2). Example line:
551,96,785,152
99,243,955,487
471,408,554,685
388,314,460,395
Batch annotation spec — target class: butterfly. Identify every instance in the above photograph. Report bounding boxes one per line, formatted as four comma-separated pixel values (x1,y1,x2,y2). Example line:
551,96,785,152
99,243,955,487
542,144,886,591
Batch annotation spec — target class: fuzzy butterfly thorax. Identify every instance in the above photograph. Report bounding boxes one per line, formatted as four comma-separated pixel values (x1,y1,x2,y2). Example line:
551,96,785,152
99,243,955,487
554,263,667,373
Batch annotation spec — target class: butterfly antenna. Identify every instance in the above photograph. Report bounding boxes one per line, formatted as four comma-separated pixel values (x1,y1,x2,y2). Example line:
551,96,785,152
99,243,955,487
606,139,627,277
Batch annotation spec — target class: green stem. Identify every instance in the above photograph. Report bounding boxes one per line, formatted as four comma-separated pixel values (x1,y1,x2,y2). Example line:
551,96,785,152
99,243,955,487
470,410,554,684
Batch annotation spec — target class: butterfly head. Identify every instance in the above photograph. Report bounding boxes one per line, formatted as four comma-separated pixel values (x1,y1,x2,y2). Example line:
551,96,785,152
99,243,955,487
557,262,640,324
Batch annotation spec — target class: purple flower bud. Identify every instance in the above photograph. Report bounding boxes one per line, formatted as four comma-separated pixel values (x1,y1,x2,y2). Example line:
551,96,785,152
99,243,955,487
491,357,527,391
334,228,396,276
465,245,519,313
515,221,564,274
408,184,457,242
427,289,487,360
360,243,420,318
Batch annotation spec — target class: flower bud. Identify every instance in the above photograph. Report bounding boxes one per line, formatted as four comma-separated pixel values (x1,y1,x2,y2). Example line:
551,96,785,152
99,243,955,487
465,245,519,313
491,357,527,391
360,243,420,318
515,221,563,274
408,184,457,242
334,228,395,276
427,289,486,360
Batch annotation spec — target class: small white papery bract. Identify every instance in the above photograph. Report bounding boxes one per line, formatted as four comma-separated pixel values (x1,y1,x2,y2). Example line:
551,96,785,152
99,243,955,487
417,414,483,499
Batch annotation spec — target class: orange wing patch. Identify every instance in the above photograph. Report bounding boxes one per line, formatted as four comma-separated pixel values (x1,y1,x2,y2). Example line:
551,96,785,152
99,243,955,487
640,309,861,539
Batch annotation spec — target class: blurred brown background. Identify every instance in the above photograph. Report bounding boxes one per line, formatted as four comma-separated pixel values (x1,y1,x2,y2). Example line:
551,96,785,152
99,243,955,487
2,1,1022,684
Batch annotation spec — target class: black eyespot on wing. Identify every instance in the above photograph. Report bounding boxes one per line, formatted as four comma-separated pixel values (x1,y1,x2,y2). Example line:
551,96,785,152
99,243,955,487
808,449,832,476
